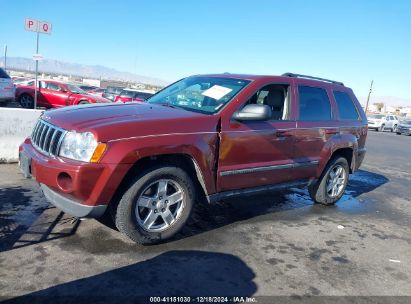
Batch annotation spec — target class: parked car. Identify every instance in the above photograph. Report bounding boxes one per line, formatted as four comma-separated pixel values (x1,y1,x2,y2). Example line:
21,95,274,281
19,73,367,244
88,88,105,97
114,89,154,102
367,114,400,132
102,86,125,101
15,80,111,108
0,68,15,107
396,119,411,136
78,85,99,92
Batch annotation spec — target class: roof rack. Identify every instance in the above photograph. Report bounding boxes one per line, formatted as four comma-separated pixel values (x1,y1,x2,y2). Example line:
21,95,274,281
282,72,344,86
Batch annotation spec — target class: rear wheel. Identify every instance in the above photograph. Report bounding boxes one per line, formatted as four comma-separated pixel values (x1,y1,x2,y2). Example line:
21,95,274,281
114,166,195,244
392,125,398,133
308,157,349,205
19,94,34,109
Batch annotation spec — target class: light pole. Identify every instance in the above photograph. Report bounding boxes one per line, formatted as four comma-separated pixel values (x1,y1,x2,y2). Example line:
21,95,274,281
34,32,39,109
365,80,373,113
3,45,6,71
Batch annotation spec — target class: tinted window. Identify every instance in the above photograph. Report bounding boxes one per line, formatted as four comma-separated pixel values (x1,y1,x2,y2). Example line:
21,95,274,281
333,91,360,120
298,86,332,121
46,82,61,91
0,68,10,79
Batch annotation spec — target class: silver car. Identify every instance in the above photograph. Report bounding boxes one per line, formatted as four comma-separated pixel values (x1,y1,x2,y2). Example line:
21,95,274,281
0,68,15,107
367,114,400,132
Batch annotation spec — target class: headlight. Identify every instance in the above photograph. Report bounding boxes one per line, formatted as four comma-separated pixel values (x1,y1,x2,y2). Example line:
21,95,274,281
59,131,104,162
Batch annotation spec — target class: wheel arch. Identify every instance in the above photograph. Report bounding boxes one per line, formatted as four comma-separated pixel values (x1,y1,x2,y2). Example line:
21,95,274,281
317,134,358,176
109,153,210,209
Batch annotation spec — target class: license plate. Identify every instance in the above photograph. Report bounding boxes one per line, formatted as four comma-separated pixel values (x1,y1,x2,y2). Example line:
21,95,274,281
19,151,32,178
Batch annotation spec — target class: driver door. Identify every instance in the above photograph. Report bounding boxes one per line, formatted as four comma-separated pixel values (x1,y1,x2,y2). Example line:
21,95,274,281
217,81,297,192
41,82,69,108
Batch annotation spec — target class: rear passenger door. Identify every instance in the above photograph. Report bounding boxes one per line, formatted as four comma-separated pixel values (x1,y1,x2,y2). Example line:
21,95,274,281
292,84,337,180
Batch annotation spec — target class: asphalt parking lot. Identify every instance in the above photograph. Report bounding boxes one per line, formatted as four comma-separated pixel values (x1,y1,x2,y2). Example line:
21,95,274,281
0,131,410,302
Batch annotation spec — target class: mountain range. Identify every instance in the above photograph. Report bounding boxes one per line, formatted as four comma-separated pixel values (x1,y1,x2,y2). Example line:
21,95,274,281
1,57,168,86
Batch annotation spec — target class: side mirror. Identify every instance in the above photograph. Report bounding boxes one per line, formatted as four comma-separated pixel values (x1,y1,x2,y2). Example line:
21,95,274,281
233,104,272,121
60,88,68,93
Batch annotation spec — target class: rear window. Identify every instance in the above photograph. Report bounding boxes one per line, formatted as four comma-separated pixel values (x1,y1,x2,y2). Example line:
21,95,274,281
106,87,124,94
298,86,332,121
333,91,360,120
120,90,135,97
0,68,10,79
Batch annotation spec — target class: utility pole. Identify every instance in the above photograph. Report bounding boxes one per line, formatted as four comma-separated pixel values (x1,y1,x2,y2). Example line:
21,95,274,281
365,80,373,113
3,45,6,71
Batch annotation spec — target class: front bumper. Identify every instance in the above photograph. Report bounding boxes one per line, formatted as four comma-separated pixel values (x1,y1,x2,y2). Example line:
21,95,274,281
19,138,129,218
40,184,106,217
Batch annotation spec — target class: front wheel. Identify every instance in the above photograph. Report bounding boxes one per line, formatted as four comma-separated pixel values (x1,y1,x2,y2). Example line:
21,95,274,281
308,157,349,205
114,166,195,244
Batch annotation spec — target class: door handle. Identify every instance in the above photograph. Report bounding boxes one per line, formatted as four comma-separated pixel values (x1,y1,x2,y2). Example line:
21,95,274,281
276,130,292,137
324,129,339,135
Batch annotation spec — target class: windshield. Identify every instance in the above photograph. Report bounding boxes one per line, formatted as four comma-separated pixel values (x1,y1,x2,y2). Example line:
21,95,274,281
147,76,251,114
368,114,384,119
66,84,85,94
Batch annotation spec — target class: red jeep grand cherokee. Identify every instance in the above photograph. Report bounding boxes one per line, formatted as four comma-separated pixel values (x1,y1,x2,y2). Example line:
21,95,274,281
19,73,367,244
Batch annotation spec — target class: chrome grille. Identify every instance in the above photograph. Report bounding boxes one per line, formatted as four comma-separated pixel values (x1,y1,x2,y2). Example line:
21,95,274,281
31,120,66,156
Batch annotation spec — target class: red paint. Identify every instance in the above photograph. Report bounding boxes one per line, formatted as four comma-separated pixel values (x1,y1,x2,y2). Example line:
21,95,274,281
20,74,367,210
15,80,110,108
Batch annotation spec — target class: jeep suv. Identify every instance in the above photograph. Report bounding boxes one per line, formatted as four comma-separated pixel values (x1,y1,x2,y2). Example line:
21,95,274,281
19,73,367,244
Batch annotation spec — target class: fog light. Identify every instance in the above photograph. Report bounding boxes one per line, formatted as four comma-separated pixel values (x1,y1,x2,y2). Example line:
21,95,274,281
57,172,73,192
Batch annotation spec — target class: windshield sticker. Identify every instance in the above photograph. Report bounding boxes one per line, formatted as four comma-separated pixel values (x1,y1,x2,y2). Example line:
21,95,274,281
202,85,232,100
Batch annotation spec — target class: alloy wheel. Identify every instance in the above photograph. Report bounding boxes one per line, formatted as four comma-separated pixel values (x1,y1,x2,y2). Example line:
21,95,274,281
326,164,347,198
135,179,185,232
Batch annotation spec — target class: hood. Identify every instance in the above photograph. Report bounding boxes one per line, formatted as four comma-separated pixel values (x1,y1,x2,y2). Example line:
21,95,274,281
41,103,219,142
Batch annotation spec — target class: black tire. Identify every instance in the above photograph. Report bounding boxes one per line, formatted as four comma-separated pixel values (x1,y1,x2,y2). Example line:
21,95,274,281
115,165,195,244
396,132,402,135
19,94,34,109
308,156,349,205
78,100,90,105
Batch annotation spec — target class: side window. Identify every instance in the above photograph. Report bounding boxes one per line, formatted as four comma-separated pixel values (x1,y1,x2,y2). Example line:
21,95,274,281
333,91,360,120
298,86,332,121
46,83,61,91
246,84,290,120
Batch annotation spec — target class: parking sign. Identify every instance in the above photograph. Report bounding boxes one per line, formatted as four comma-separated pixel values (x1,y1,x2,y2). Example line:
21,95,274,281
25,18,38,32
24,18,52,34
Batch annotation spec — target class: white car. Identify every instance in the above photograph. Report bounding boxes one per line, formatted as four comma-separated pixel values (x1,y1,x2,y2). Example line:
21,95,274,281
0,68,15,107
367,114,400,132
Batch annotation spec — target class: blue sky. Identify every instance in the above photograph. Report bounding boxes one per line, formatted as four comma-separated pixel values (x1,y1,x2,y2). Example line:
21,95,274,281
1,0,410,100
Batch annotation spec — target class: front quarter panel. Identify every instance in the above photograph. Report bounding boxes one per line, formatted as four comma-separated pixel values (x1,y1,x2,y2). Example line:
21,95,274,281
100,132,220,195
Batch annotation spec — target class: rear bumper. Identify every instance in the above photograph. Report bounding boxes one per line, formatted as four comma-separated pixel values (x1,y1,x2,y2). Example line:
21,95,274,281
354,147,367,171
40,184,107,217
